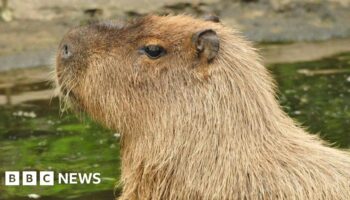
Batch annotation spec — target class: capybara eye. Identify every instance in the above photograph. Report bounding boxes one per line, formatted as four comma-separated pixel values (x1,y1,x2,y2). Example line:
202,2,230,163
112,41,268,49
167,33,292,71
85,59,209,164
141,45,166,59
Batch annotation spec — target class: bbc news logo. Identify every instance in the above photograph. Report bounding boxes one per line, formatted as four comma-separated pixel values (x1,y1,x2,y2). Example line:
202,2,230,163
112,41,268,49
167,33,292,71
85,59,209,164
5,171,101,186
5,171,54,186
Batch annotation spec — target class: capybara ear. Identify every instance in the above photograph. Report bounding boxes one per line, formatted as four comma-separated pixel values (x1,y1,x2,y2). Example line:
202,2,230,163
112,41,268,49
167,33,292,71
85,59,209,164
192,29,220,63
203,15,220,23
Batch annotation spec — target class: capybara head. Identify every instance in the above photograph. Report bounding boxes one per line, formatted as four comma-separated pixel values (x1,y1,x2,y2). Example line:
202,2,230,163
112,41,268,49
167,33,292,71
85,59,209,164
56,15,274,134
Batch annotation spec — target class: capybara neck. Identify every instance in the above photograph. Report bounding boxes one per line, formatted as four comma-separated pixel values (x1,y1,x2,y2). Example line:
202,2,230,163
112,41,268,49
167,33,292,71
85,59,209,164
56,15,350,200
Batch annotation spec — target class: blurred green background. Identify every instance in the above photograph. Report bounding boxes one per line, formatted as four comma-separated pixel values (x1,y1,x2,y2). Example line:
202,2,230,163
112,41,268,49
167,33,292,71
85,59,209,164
0,0,349,199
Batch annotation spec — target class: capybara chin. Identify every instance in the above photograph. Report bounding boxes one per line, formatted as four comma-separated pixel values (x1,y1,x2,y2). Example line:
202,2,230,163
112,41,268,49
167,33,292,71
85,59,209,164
55,15,350,200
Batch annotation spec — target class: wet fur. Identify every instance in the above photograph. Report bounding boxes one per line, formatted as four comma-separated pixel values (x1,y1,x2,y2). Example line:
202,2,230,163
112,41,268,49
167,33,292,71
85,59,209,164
56,15,350,200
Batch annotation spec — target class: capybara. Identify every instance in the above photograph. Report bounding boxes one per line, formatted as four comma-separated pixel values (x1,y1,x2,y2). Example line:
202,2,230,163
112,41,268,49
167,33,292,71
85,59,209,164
55,15,350,200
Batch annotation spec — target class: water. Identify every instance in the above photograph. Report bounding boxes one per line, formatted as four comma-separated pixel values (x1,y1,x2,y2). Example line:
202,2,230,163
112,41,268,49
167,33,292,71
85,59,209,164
0,99,121,199
0,53,349,199
271,52,350,148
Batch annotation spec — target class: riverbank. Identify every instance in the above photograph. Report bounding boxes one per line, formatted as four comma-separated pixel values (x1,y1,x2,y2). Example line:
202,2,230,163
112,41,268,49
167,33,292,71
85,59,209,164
1,0,349,56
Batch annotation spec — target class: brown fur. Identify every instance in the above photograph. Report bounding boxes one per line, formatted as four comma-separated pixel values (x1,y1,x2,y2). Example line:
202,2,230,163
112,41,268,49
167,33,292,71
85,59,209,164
55,15,350,200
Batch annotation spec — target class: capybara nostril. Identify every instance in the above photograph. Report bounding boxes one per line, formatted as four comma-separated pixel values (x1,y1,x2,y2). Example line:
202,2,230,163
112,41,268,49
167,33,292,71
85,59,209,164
61,44,72,59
